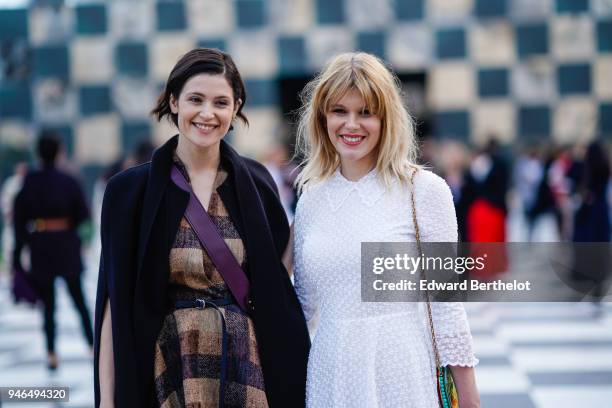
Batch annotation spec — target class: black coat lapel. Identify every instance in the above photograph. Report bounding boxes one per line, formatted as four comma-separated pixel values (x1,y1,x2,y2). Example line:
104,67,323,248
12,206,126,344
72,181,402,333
219,141,284,295
135,135,181,279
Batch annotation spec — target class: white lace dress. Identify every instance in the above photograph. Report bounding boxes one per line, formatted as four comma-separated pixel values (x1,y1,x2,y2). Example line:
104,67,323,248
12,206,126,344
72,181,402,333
293,169,478,408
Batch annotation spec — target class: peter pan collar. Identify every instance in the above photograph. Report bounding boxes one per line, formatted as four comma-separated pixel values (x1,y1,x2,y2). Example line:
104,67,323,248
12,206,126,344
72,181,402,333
324,168,387,211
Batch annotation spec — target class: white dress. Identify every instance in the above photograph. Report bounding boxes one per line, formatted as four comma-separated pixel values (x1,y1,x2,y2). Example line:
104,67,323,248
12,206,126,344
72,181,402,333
294,169,478,408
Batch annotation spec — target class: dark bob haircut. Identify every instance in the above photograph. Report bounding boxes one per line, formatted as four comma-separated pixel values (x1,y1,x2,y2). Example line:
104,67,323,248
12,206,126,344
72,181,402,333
37,129,61,166
151,48,248,129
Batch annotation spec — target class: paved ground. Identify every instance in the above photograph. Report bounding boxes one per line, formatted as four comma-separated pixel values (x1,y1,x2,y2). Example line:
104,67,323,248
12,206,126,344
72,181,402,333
0,268,97,408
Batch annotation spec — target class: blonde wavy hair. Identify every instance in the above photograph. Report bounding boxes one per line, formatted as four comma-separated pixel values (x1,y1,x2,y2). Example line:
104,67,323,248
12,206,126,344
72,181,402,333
295,52,420,192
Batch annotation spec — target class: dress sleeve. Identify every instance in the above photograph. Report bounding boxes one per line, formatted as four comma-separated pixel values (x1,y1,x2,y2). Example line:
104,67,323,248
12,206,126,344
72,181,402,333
418,173,478,367
292,193,320,332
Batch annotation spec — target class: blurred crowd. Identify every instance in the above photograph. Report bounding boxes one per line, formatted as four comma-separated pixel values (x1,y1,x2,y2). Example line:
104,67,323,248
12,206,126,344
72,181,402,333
2,133,612,279
429,136,612,301
427,137,612,245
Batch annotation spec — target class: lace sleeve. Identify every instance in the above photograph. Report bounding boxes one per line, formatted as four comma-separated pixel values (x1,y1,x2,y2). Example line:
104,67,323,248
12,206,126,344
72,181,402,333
418,172,478,367
429,302,478,367
293,195,320,332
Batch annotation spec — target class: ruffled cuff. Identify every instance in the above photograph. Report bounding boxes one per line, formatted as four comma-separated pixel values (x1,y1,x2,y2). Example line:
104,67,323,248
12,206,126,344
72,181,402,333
437,333,479,367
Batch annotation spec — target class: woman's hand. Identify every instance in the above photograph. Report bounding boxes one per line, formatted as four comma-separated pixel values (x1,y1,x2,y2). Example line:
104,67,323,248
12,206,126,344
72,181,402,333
99,300,115,408
449,365,480,408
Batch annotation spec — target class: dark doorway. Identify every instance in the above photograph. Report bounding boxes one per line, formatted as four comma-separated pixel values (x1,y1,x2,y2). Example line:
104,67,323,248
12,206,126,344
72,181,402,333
278,74,315,154
397,72,429,138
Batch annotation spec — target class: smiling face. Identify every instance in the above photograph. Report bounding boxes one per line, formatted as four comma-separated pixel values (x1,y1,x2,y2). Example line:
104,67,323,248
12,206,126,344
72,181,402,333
326,87,382,176
170,73,241,151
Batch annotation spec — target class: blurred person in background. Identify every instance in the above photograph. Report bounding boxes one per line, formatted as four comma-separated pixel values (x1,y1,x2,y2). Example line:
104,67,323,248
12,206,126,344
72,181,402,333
439,141,470,204
1,161,39,305
461,138,510,242
123,139,155,169
132,139,155,165
94,48,309,408
89,139,154,272
88,157,127,273
435,139,470,239
513,145,544,241
571,141,611,301
608,169,612,237
459,138,510,277
12,130,94,370
565,144,587,239
1,162,27,274
548,145,575,240
527,146,563,241
263,143,297,222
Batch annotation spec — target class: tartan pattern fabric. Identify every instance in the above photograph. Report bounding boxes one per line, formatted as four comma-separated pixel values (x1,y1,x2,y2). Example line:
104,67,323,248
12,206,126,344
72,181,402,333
154,156,268,408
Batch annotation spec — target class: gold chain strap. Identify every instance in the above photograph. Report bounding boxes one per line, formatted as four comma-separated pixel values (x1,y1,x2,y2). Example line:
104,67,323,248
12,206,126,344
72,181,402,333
408,168,441,369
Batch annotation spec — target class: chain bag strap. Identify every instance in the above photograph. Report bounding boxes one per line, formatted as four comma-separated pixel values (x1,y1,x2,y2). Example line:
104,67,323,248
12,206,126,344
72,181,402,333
408,169,459,408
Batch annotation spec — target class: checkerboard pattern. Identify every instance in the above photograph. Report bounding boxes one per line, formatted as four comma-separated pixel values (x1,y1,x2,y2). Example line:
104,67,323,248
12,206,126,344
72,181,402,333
1,0,611,171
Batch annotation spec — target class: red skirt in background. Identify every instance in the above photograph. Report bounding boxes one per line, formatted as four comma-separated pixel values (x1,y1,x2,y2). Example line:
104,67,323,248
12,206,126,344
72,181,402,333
467,199,508,279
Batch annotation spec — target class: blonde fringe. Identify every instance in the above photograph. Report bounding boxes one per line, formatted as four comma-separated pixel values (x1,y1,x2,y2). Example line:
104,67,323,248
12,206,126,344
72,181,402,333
294,52,420,193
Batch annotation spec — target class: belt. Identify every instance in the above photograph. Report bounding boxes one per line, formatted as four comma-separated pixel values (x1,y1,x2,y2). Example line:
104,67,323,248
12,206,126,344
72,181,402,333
174,298,234,408
26,217,71,233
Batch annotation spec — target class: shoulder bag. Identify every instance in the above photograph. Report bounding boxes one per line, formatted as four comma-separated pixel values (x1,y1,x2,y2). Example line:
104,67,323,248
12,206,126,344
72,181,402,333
408,169,459,408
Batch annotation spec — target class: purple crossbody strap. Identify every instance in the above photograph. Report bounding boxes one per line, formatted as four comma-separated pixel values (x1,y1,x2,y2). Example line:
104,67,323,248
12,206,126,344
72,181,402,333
170,165,250,313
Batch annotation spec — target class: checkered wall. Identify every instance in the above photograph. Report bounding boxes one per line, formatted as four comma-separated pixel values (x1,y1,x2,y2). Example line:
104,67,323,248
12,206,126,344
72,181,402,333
1,0,611,173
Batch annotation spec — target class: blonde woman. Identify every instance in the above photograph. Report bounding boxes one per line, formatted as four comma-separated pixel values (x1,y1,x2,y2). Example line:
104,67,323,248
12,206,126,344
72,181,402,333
291,53,480,407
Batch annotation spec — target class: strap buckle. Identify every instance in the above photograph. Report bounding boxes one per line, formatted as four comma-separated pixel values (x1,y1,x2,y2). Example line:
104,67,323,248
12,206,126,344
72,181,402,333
195,299,206,309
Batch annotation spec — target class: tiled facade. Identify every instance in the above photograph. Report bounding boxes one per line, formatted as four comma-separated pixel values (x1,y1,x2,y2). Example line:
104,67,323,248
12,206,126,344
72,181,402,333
0,0,611,171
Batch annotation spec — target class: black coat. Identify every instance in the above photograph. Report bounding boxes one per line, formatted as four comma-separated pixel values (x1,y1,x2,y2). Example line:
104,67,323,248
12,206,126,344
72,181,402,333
93,135,310,407
13,166,89,280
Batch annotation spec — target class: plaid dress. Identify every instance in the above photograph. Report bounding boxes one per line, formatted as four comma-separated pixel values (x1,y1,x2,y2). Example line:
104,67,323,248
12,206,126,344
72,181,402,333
154,158,268,408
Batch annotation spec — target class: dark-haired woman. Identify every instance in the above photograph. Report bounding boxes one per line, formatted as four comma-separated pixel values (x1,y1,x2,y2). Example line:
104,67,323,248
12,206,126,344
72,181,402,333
94,48,310,408
14,132,93,370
